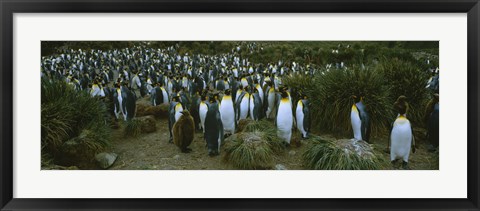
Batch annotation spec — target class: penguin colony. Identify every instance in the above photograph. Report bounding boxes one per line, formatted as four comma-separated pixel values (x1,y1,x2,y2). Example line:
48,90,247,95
41,42,439,166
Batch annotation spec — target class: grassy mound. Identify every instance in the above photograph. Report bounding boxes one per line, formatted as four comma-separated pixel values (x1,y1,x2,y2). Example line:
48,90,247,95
223,131,274,170
41,78,110,160
223,119,288,169
124,119,142,137
302,137,383,170
240,120,286,153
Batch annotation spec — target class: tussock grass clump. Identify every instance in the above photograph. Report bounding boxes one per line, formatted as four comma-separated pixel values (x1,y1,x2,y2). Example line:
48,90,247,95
302,137,383,170
376,58,430,126
310,68,393,137
224,119,285,169
223,131,274,170
41,78,110,157
124,119,142,137
240,120,286,153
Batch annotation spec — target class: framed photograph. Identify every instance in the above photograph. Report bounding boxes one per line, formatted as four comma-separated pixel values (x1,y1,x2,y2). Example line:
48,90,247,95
1,0,479,210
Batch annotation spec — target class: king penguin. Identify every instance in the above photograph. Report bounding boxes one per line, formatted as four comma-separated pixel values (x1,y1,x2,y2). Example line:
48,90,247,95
236,86,250,122
265,82,276,119
204,95,224,156
390,99,416,169
150,83,163,106
199,91,209,135
276,89,293,145
220,89,235,135
173,110,195,153
122,82,137,121
168,95,184,143
296,93,311,139
249,88,263,121
394,95,409,117
425,93,439,152
350,95,371,142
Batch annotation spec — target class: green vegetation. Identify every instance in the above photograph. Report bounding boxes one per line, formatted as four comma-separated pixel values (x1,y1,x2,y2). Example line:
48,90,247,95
223,131,275,170
376,57,430,126
302,137,383,170
240,120,286,153
124,119,142,137
223,120,285,169
41,78,110,163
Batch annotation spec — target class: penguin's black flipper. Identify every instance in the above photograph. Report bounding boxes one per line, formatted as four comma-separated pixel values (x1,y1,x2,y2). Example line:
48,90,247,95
234,91,246,121
303,101,311,136
411,125,416,153
363,114,371,142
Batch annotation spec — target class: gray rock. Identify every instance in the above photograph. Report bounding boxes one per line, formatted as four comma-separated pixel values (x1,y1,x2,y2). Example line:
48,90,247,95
275,164,287,170
173,154,181,160
95,152,118,169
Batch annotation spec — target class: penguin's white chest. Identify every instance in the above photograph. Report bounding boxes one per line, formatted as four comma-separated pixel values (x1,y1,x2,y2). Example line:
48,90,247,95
239,94,250,120
199,102,208,131
296,102,306,135
266,90,275,118
256,86,264,103
235,90,242,102
220,96,235,133
249,95,256,120
390,118,413,162
277,100,293,143
351,105,362,140
161,88,169,104
174,104,184,122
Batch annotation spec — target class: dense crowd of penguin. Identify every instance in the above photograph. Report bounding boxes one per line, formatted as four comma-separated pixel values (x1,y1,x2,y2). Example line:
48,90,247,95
41,42,439,168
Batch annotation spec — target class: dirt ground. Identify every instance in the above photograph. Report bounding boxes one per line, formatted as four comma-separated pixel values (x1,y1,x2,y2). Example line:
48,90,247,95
108,99,439,170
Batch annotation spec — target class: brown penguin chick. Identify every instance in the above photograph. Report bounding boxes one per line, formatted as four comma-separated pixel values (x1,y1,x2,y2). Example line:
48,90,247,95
394,95,409,115
172,110,195,153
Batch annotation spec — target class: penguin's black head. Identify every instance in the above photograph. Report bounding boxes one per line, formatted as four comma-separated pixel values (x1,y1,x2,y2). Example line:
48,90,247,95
173,95,181,102
225,89,231,95
208,94,216,103
280,89,289,98
351,95,361,103
396,95,407,103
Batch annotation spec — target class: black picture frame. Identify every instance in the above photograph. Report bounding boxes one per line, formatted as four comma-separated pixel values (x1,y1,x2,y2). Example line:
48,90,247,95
1,0,479,210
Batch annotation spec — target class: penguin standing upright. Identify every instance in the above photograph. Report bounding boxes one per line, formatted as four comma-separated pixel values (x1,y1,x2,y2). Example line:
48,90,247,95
390,98,416,169
276,89,293,145
350,95,371,142
265,83,276,119
190,92,201,132
122,83,137,121
219,89,235,135
173,110,195,153
199,92,209,134
113,83,124,120
168,95,183,143
160,84,169,104
236,87,250,122
204,95,224,156
425,93,439,152
295,94,311,139
150,83,162,106
250,88,263,121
